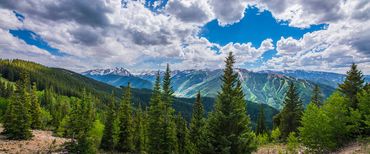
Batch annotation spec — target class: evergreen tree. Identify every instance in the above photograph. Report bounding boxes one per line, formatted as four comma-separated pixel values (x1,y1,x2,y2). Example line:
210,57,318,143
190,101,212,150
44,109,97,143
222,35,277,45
0,81,6,97
3,72,33,139
133,104,147,153
278,82,304,140
311,84,323,107
148,71,178,154
67,90,96,153
162,63,174,108
206,52,256,153
101,92,117,151
148,72,163,153
357,88,370,135
299,103,335,153
338,63,364,109
30,82,42,129
189,91,206,154
176,113,192,154
161,64,178,153
116,83,134,152
256,104,267,135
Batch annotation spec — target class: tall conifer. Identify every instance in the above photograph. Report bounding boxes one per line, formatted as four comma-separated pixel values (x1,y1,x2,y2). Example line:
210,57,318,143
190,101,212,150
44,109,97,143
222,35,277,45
30,82,42,129
101,92,117,151
338,63,364,109
117,83,134,152
311,84,323,107
279,82,304,140
256,104,267,135
206,52,256,153
189,91,206,153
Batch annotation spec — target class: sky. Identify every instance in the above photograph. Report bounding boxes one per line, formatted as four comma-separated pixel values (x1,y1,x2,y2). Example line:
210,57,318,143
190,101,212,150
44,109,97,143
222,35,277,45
0,0,369,74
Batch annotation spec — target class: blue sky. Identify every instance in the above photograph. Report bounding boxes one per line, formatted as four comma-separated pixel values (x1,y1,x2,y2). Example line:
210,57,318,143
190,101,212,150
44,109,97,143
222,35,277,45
0,0,369,74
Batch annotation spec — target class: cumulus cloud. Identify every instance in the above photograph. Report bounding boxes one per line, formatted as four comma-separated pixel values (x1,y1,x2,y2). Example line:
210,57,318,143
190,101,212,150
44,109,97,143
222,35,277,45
0,0,369,74
165,0,213,24
220,39,274,64
210,0,248,26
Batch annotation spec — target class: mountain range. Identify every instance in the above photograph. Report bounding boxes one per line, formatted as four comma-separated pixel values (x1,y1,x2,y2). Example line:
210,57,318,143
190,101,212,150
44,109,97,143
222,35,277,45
83,68,370,109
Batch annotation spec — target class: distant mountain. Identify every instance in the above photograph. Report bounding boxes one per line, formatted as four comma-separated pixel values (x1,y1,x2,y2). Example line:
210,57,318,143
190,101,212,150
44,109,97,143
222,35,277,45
260,70,370,88
82,68,153,89
0,59,279,128
83,68,336,109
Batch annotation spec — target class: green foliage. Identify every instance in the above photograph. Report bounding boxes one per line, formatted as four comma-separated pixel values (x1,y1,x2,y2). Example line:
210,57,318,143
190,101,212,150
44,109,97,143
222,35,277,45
0,97,9,122
66,90,97,153
189,92,206,154
256,104,267,135
101,93,118,151
299,103,335,152
3,72,33,140
256,133,269,146
311,84,323,107
133,104,148,153
176,113,192,154
358,89,370,134
116,83,134,152
286,132,299,154
39,107,52,130
30,82,42,129
206,52,256,153
278,82,304,140
338,63,365,109
88,119,105,150
271,127,281,143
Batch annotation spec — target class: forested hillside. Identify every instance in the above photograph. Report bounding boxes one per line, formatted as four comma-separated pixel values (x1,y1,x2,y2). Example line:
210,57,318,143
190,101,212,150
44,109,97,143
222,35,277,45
0,55,368,154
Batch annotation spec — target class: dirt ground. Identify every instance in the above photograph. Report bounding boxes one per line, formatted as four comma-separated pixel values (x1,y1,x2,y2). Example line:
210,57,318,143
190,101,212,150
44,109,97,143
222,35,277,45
254,142,370,154
0,126,70,154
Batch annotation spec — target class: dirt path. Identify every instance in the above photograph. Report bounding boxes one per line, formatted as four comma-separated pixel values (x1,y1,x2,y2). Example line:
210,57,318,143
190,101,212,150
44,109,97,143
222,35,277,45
0,126,70,154
254,142,370,154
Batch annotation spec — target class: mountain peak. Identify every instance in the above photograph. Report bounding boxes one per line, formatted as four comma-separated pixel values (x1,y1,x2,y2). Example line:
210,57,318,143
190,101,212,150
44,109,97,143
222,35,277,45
82,67,132,76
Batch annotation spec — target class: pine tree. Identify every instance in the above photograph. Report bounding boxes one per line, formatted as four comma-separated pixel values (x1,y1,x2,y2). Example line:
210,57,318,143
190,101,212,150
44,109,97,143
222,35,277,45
162,63,174,108
67,90,96,153
148,71,178,154
101,92,117,151
338,63,365,109
148,72,163,153
30,82,42,129
256,104,267,135
278,82,304,140
189,91,206,154
176,113,192,154
3,72,33,140
206,52,256,153
311,84,323,107
116,83,134,152
161,64,178,154
133,104,147,153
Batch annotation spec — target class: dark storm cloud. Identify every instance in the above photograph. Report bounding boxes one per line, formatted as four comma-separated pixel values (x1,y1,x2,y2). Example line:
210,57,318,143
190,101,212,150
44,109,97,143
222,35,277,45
69,26,104,45
166,0,211,24
350,30,370,56
0,0,114,27
131,29,172,45
300,0,343,23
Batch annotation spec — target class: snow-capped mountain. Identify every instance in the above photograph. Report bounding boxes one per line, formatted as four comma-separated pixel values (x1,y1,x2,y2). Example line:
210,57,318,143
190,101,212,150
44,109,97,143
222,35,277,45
82,67,132,76
259,70,370,88
82,68,340,109
82,67,152,89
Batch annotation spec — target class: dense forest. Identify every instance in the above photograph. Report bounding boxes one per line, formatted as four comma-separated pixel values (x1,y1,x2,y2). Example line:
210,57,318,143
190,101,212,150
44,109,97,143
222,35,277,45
0,52,369,153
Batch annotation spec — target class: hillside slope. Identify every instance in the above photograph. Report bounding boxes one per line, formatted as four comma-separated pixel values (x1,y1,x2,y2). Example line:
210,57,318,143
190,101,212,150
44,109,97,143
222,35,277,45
0,59,278,127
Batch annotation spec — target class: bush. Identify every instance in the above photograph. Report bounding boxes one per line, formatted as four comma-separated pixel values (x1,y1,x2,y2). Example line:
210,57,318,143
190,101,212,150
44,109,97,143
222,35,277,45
271,127,281,143
256,133,269,145
287,132,299,154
